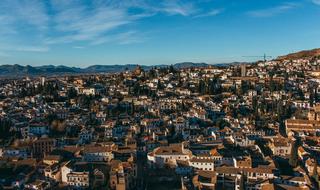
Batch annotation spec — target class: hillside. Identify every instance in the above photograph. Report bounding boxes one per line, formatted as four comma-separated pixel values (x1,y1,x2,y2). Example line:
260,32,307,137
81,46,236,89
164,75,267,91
278,48,320,60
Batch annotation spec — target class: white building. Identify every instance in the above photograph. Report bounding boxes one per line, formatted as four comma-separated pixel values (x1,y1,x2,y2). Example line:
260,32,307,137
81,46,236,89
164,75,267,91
147,143,192,168
82,146,113,162
67,172,90,188
189,156,214,171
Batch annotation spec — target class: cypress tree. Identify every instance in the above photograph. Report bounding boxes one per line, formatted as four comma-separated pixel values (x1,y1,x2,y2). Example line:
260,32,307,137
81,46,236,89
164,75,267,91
239,173,245,190
312,158,319,189
289,139,299,168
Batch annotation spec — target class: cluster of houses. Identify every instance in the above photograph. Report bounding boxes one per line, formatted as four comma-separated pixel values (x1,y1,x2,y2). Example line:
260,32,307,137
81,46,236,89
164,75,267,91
0,57,319,190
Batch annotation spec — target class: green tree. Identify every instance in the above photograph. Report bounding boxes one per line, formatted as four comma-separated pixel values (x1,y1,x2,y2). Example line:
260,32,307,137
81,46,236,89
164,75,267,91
67,87,78,99
198,80,206,95
239,173,245,190
289,139,300,168
131,100,135,115
157,80,164,90
0,118,13,140
241,81,249,94
216,118,230,130
312,158,320,189
169,65,176,73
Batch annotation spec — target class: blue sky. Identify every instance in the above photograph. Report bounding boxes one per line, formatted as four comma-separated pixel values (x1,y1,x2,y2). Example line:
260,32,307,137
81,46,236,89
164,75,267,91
0,0,320,67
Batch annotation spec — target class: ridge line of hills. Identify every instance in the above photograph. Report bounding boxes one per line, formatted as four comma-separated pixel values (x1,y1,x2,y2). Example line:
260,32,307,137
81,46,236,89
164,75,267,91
1,48,320,77
0,62,244,77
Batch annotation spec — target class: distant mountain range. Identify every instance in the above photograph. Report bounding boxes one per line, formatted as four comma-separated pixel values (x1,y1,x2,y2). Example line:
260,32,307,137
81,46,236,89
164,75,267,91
0,62,243,77
1,48,319,77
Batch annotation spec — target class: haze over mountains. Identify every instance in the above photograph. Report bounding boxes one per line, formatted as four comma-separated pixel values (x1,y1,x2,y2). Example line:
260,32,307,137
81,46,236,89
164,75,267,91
0,48,319,77
0,62,243,77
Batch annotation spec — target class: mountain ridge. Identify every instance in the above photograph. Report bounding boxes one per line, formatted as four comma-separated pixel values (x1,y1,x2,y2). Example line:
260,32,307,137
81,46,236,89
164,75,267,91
1,47,319,77
0,62,245,77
